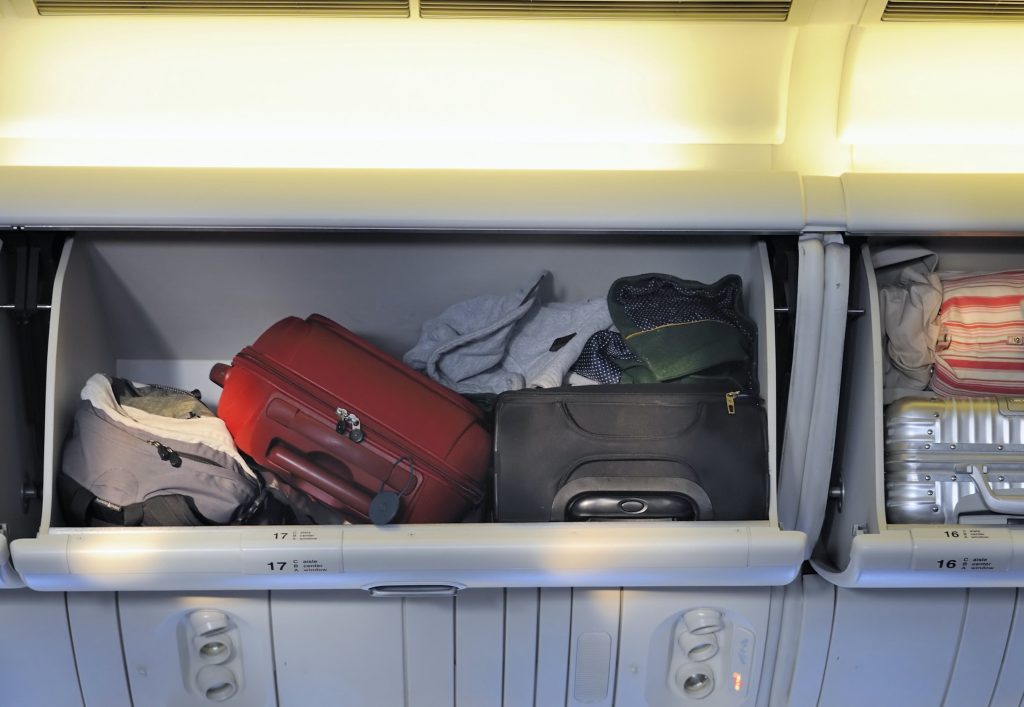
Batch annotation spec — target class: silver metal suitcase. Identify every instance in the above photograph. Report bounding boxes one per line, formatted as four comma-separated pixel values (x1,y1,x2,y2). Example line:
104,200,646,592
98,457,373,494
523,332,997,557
885,396,1024,524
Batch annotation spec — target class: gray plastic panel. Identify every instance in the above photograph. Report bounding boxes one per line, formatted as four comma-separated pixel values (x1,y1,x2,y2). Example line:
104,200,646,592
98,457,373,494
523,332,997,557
65,232,772,364
272,590,408,706
503,588,540,707
404,597,456,707
819,587,1017,707
0,590,83,707
535,588,573,706
753,586,786,707
271,587,577,707
943,589,1016,707
266,587,772,706
67,593,133,707
118,592,277,707
818,588,967,707
990,590,1024,707
765,575,834,707
455,589,506,706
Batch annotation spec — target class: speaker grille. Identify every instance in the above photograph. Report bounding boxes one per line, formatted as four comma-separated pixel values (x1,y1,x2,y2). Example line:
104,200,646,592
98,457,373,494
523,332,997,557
573,632,612,704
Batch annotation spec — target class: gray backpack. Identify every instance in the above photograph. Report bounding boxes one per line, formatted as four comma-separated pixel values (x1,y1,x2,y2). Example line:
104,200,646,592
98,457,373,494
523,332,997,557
60,374,262,526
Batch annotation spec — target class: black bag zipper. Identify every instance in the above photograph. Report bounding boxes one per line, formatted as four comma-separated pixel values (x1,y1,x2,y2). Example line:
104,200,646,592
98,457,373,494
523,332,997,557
146,440,227,471
147,440,183,468
509,385,759,416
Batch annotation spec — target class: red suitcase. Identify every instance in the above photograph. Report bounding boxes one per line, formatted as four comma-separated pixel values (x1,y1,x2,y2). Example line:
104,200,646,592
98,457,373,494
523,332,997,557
210,314,491,524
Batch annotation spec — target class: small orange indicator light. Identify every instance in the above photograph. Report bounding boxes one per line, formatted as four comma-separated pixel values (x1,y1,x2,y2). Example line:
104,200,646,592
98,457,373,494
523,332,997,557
733,672,743,692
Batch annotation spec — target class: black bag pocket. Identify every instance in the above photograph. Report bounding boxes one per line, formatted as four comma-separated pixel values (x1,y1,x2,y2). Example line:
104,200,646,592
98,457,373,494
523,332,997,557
494,385,768,522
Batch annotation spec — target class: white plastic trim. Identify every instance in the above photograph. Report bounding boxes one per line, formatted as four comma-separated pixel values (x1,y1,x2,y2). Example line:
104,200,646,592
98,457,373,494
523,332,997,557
0,535,25,588
11,524,806,591
812,529,1024,588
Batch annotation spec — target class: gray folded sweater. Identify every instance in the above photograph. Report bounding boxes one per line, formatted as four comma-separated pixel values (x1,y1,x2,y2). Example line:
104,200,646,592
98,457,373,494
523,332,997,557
403,272,612,395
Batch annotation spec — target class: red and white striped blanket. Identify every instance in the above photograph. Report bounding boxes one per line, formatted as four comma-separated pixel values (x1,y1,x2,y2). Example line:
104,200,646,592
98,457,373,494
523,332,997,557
932,270,1024,396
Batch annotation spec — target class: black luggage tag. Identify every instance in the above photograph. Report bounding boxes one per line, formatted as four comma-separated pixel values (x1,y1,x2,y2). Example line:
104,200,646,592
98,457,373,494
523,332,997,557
370,457,416,526
369,492,401,525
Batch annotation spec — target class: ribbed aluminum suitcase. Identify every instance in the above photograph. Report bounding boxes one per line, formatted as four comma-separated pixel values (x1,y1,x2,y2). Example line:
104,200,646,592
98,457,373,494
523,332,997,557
885,396,1024,524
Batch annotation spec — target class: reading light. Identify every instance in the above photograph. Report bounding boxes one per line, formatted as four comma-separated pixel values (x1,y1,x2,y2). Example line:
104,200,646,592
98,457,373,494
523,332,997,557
0,18,794,170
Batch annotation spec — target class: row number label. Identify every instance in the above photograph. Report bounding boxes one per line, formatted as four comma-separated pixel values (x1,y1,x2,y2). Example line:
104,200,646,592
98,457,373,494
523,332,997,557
910,527,1013,572
241,528,343,575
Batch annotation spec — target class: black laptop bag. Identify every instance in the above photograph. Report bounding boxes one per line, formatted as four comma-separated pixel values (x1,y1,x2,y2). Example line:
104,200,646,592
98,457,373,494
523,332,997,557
493,385,769,522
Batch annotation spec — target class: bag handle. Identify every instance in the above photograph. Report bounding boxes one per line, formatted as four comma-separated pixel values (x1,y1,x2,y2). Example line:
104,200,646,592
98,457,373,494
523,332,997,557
967,465,1024,515
997,398,1024,417
549,477,713,521
210,362,230,387
267,444,374,519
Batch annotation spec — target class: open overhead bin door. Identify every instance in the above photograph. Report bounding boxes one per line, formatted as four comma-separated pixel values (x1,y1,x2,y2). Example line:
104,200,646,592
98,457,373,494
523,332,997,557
0,233,59,588
0,167,814,592
0,264,26,587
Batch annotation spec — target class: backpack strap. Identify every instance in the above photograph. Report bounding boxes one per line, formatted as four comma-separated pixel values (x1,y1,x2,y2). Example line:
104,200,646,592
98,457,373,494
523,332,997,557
107,376,140,404
61,473,100,526
59,472,210,527
139,495,210,526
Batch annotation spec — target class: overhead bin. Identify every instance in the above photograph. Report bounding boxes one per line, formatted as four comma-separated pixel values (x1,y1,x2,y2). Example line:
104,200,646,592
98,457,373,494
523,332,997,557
842,174,1024,233
5,225,808,591
814,237,1024,588
0,167,806,232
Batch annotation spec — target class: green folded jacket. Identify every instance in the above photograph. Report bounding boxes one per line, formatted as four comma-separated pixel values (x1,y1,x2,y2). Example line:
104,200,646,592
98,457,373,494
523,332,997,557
607,273,758,390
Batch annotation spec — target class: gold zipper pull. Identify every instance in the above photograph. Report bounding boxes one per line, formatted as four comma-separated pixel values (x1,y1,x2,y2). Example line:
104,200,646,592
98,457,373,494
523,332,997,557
725,391,741,415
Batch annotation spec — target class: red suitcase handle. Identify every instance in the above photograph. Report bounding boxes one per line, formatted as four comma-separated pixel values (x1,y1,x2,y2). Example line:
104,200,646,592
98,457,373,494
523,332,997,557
267,444,374,519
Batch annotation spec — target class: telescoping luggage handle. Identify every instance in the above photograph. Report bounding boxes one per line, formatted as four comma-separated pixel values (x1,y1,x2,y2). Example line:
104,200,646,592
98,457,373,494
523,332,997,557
267,445,375,518
966,464,1024,515
263,399,418,524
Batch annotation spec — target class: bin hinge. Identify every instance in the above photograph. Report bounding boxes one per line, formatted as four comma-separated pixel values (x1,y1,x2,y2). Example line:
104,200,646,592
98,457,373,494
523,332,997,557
21,479,40,513
1,239,52,321
828,475,844,513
